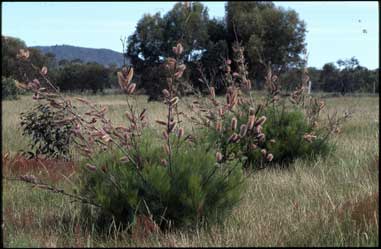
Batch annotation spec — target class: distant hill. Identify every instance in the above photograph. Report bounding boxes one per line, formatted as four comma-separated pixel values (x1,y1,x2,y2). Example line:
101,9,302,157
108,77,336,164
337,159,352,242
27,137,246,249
32,45,129,67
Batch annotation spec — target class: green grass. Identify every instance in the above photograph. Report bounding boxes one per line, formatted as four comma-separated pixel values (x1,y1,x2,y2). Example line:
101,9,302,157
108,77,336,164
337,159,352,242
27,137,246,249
2,93,379,247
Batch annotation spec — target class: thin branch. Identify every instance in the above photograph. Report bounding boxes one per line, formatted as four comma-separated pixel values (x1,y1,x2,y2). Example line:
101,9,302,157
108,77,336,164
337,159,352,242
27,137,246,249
3,176,103,209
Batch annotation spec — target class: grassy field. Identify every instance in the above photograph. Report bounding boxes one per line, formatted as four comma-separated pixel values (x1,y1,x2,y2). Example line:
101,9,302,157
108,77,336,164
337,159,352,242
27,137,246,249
2,93,379,247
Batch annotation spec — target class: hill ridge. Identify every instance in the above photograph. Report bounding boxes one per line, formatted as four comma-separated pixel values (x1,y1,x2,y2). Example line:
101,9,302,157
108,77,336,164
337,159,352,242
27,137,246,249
32,44,129,67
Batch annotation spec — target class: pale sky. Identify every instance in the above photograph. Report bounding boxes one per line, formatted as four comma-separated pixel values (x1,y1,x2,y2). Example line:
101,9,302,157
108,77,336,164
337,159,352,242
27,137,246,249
1,1,379,69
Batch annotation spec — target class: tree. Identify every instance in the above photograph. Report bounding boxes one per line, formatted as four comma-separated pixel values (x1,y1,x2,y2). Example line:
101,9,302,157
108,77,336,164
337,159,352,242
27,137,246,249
1,36,26,80
127,13,166,67
278,68,302,91
161,2,210,62
56,62,110,93
2,76,20,100
336,57,359,70
319,63,340,92
225,2,307,86
197,18,229,93
127,2,210,99
128,2,209,65
319,57,378,94
58,59,70,66
2,36,27,79
2,36,56,82
336,57,360,95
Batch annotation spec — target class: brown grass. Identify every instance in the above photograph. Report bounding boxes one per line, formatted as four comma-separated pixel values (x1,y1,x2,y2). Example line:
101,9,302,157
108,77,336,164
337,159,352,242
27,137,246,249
2,153,76,183
4,207,35,228
338,192,379,231
131,215,161,243
370,155,379,173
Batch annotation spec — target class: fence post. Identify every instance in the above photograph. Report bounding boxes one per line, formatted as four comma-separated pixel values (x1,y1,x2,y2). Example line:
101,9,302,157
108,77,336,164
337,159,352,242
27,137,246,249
308,80,312,95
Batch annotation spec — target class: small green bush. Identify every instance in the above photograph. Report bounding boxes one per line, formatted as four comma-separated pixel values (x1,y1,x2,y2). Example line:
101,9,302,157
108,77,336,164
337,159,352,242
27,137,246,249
206,104,333,169
20,103,73,159
248,105,333,167
76,140,244,231
2,76,19,100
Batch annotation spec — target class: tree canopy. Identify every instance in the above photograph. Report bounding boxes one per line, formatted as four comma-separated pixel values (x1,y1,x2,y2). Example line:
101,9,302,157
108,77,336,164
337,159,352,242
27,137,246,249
127,2,210,66
2,36,55,82
126,1,308,97
226,1,307,84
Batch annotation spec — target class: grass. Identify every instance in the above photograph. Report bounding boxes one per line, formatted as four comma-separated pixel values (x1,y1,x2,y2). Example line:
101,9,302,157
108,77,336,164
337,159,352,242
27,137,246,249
2,93,379,247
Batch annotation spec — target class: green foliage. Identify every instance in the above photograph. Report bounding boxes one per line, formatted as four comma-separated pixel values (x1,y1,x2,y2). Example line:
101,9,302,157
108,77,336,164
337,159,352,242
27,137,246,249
140,64,168,101
2,36,55,82
20,103,73,159
55,62,110,93
77,141,244,230
226,2,307,82
249,105,332,166
2,36,27,79
206,103,332,169
2,36,117,94
278,59,378,94
162,2,210,58
126,2,310,96
278,68,303,91
2,76,19,100
318,58,379,94
197,18,229,93
319,63,340,92
127,2,216,99
128,2,209,65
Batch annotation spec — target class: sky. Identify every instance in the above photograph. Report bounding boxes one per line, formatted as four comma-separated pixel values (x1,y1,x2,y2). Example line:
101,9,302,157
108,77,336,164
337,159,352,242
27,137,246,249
1,1,379,69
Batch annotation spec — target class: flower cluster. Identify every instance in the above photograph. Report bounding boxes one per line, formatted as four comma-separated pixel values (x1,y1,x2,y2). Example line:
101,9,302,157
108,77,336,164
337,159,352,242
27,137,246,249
187,42,272,166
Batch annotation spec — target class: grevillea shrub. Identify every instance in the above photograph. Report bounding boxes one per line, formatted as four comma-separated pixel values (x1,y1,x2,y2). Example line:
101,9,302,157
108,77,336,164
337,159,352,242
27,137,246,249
76,139,244,230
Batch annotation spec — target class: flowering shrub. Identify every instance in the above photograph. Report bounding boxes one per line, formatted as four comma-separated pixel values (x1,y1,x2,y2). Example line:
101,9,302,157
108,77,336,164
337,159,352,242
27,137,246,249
187,42,271,169
192,42,350,169
235,104,333,167
13,43,246,231
255,63,350,167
